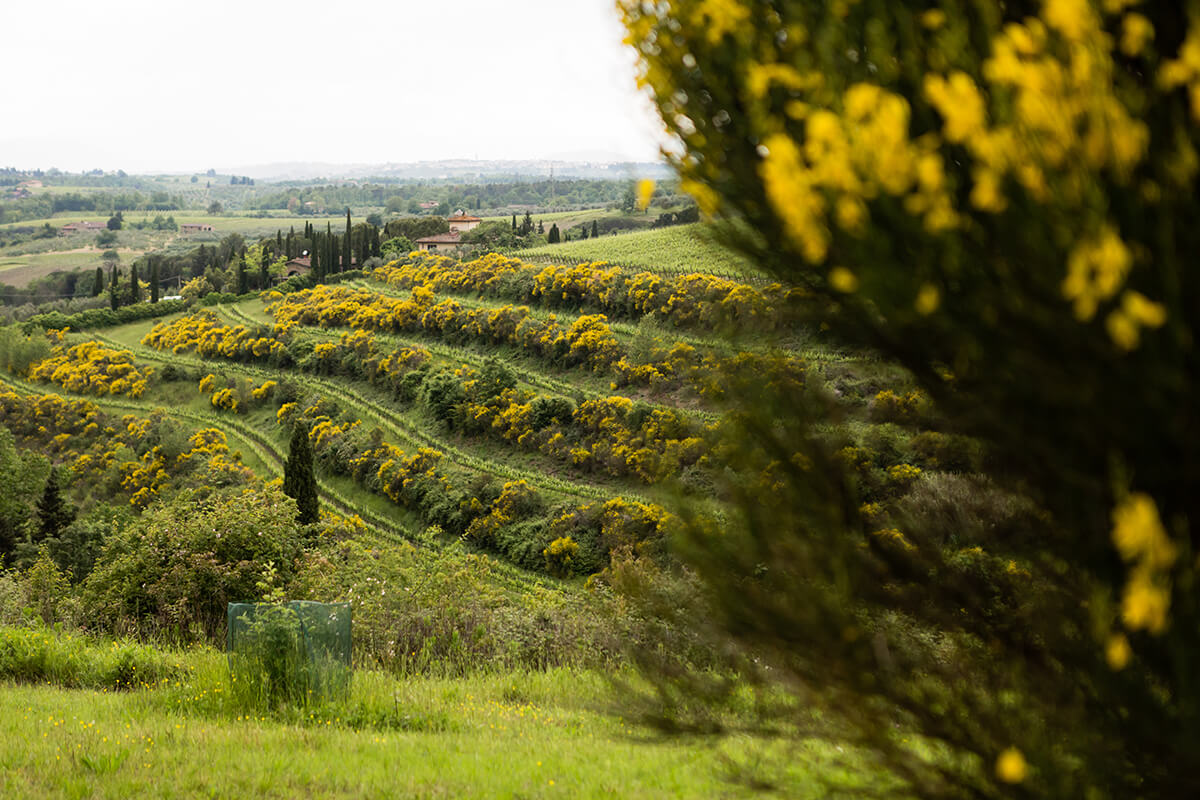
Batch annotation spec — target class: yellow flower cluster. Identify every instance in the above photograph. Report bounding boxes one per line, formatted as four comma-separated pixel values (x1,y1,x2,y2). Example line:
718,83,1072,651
0,392,254,508
1111,492,1177,635
550,498,677,558
270,284,623,372
28,341,152,398
542,536,580,577
628,0,1172,349
370,251,792,332
142,310,287,362
199,376,277,415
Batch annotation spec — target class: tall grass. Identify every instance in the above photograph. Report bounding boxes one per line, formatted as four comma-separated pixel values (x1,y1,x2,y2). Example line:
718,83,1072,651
0,623,182,690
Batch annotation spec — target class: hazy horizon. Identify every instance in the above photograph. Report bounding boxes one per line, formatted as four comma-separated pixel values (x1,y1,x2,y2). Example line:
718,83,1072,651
4,0,665,174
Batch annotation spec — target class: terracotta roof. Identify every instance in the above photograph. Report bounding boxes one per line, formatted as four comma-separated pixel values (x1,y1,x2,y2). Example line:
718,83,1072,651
448,215,481,222
286,257,312,266
416,232,464,244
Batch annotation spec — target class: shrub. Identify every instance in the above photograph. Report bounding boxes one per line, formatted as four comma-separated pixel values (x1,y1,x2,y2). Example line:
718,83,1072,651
619,1,1200,795
83,485,306,640
543,536,580,577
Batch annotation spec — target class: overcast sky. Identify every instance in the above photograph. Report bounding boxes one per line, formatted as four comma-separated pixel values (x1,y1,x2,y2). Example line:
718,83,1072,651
3,0,666,173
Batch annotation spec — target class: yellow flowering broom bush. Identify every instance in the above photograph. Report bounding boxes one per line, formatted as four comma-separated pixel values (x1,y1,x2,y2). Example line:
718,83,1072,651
618,1,1200,797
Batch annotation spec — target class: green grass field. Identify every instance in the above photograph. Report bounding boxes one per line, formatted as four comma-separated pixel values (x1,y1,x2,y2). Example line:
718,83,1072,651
0,638,873,799
513,224,760,278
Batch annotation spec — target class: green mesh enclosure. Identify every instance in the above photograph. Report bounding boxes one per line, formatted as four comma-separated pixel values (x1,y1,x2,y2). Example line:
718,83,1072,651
226,601,352,706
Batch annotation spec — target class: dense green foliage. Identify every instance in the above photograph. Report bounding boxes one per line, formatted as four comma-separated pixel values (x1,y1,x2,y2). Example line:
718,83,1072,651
620,0,1200,797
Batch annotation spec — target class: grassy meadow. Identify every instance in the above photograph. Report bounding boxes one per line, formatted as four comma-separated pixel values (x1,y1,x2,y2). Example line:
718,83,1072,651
0,629,878,799
0,222,933,797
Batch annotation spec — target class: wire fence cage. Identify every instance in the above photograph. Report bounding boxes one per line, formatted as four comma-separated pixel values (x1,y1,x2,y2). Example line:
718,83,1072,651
226,601,352,707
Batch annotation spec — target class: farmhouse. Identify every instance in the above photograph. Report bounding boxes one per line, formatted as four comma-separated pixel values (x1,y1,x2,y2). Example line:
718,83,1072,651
415,232,466,253
419,201,439,210
283,256,312,277
180,223,215,234
447,213,481,234
59,221,107,235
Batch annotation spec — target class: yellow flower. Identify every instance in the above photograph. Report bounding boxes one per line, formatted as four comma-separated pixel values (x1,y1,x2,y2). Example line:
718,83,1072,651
921,9,946,30
1062,226,1132,321
924,72,987,143
1121,569,1170,634
679,178,719,216
760,134,829,262
1106,290,1167,351
635,179,655,211
1106,633,1131,670
1043,0,1098,42
1111,492,1176,569
1121,14,1154,57
995,747,1028,783
692,0,751,45
914,283,941,315
829,267,859,293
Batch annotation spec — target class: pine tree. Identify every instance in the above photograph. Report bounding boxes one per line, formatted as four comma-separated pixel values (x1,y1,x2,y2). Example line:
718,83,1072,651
92,267,104,297
150,258,160,303
35,468,74,545
521,212,533,236
283,425,319,526
130,263,141,304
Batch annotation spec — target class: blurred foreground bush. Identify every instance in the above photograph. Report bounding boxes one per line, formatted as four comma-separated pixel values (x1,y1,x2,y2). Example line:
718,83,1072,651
619,1,1199,797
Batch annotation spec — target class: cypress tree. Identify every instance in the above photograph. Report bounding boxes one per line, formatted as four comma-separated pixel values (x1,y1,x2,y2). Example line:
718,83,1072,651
286,232,294,260
150,258,160,303
92,267,103,297
548,223,560,244
344,210,352,269
276,230,283,251
259,249,269,289
283,425,319,526
326,223,334,272
109,268,120,310
591,220,599,239
130,263,141,304
537,220,544,234
512,214,517,231
236,256,248,294
35,468,75,544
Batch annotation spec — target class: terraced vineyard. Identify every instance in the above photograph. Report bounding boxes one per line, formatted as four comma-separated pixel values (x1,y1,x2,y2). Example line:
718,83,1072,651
511,223,765,279
5,248,924,584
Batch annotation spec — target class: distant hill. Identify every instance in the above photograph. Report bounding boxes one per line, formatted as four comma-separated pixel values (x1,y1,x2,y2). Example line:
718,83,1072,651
213,159,671,183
